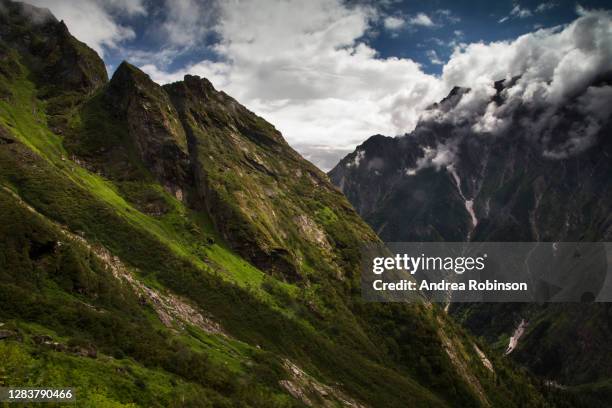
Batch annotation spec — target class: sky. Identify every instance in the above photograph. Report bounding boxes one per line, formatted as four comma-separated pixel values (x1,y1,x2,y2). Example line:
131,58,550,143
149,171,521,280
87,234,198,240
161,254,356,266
25,0,612,170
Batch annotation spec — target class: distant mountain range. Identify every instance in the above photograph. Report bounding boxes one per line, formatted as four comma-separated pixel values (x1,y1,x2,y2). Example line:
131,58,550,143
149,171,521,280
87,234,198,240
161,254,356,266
330,58,612,404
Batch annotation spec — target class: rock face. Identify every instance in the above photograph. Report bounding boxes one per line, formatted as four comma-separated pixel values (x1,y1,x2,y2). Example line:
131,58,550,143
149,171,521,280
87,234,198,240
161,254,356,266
330,77,612,392
104,61,191,198
0,0,107,95
331,133,474,241
163,74,367,282
330,78,612,243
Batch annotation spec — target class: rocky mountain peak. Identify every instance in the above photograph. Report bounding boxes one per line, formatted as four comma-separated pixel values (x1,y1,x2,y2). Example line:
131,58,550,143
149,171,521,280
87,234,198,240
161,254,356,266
427,86,470,112
55,19,70,36
101,62,191,198
0,0,107,95
331,73,612,241
183,74,216,95
165,75,287,148
109,61,155,95
0,0,58,25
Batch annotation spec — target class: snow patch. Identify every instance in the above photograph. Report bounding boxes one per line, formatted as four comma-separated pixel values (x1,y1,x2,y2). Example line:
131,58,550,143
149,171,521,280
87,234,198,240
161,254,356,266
465,199,478,229
447,165,478,238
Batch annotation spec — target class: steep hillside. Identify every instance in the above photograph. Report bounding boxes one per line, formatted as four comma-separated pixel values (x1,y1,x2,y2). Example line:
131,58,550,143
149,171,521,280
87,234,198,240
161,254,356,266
0,1,549,407
329,72,612,405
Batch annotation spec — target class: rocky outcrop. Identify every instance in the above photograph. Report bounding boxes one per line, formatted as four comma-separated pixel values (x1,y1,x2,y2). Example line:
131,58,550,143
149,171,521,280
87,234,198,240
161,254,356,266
164,74,369,282
279,359,367,408
104,62,191,199
0,329,17,340
0,0,107,95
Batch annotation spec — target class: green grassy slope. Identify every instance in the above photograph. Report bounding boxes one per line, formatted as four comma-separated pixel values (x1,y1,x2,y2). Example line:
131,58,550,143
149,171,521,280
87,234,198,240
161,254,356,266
0,53,450,408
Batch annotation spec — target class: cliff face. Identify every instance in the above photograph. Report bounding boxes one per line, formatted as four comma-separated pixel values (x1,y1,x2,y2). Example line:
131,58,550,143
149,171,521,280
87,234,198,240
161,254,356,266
162,74,383,283
0,1,551,407
330,74,612,398
103,61,191,198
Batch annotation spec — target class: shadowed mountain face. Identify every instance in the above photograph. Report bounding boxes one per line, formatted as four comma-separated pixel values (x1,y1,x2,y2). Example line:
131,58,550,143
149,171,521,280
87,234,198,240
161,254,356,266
0,1,554,407
330,77,612,243
330,75,612,400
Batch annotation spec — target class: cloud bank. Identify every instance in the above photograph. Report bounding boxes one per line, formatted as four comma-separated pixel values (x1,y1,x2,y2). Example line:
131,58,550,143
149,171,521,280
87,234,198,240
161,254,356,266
421,7,612,160
33,0,612,170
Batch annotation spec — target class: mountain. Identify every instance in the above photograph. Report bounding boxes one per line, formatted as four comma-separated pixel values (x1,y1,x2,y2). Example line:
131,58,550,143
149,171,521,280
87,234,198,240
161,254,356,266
0,1,552,407
329,70,612,404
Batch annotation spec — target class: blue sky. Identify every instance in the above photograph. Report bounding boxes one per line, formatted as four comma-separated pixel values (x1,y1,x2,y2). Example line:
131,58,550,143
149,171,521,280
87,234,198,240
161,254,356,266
368,0,612,73
28,0,612,169
84,0,611,75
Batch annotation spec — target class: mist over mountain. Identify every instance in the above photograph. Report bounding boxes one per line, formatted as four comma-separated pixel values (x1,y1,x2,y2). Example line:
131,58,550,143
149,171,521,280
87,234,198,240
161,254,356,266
330,71,612,240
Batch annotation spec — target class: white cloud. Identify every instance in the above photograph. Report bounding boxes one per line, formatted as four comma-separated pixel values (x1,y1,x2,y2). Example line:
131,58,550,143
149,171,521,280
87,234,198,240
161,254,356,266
418,7,612,161
383,16,405,30
426,50,443,65
407,12,435,27
294,144,355,171
120,48,184,69
543,85,612,158
511,4,533,18
442,9,612,104
405,143,456,175
436,8,461,24
430,37,445,46
28,0,145,56
576,4,589,16
104,0,146,16
499,3,533,23
158,0,219,46
535,2,558,13
446,30,467,49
